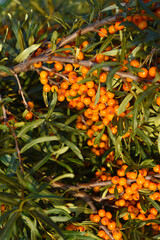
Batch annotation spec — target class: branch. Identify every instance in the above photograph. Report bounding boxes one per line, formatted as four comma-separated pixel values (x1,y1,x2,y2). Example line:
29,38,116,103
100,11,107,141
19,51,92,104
0,94,24,173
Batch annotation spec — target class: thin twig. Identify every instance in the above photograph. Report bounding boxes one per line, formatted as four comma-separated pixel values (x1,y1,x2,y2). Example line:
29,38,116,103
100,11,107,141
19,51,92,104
0,94,24,173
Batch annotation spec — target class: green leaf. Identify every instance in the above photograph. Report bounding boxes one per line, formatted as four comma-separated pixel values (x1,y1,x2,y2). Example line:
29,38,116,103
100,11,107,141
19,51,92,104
26,200,63,238
158,132,160,154
0,65,12,75
46,91,58,119
49,124,83,160
107,66,122,90
117,94,133,116
21,215,41,238
51,173,74,183
17,28,25,52
43,90,49,107
0,192,20,205
136,128,152,147
25,153,51,178
94,126,105,145
0,172,20,189
114,186,119,199
20,135,59,153
138,0,160,21
0,211,20,240
147,197,160,212
86,62,121,77
0,148,16,157
14,43,41,62
17,119,45,138
94,82,100,105
99,35,113,53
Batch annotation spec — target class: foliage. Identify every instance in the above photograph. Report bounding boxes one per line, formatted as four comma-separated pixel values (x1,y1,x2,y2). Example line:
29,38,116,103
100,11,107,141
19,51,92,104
0,0,160,239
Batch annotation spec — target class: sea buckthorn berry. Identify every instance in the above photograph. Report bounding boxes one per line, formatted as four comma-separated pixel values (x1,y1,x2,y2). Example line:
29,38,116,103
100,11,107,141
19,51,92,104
108,25,117,34
28,101,34,109
93,214,100,223
43,84,51,92
81,66,90,75
54,62,63,71
115,21,124,31
148,182,157,191
99,72,107,83
117,168,125,177
149,66,158,78
138,20,148,30
25,111,33,120
86,81,95,88
98,230,105,238
156,97,160,106
105,212,112,219
101,217,109,226
87,88,96,97
119,177,127,186
40,78,48,85
93,186,100,192
98,28,107,37
117,185,124,193
136,176,145,186
153,164,160,172
130,59,140,68
128,171,137,180
98,209,106,217
34,61,42,68
77,51,84,60
81,40,89,48
108,221,116,231
122,82,131,91
111,176,120,185
89,214,94,221
112,229,122,240
65,63,73,72
95,54,105,63
118,199,125,207
150,208,158,216
138,68,148,78
111,127,117,134
40,70,48,79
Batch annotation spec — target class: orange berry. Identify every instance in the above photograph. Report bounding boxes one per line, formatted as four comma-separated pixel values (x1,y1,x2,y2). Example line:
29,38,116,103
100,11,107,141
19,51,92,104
54,62,63,71
108,221,116,231
25,111,33,120
77,51,84,60
111,176,120,185
40,70,48,79
81,40,89,48
28,101,34,109
93,186,100,192
137,213,146,220
112,229,122,240
111,127,117,134
149,66,158,78
153,164,160,172
98,209,106,217
34,61,42,68
118,199,125,207
130,59,140,68
65,64,73,72
95,54,105,63
119,177,127,186
108,25,117,34
105,212,112,219
138,68,148,78
138,20,148,30
98,28,107,37
100,175,108,181
93,214,100,223
81,66,90,75
99,72,107,83
98,230,106,238
122,82,131,91
136,176,145,186
117,168,125,177
156,97,160,106
43,84,51,92
148,182,157,191
115,21,124,31
101,217,109,226
40,78,48,85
